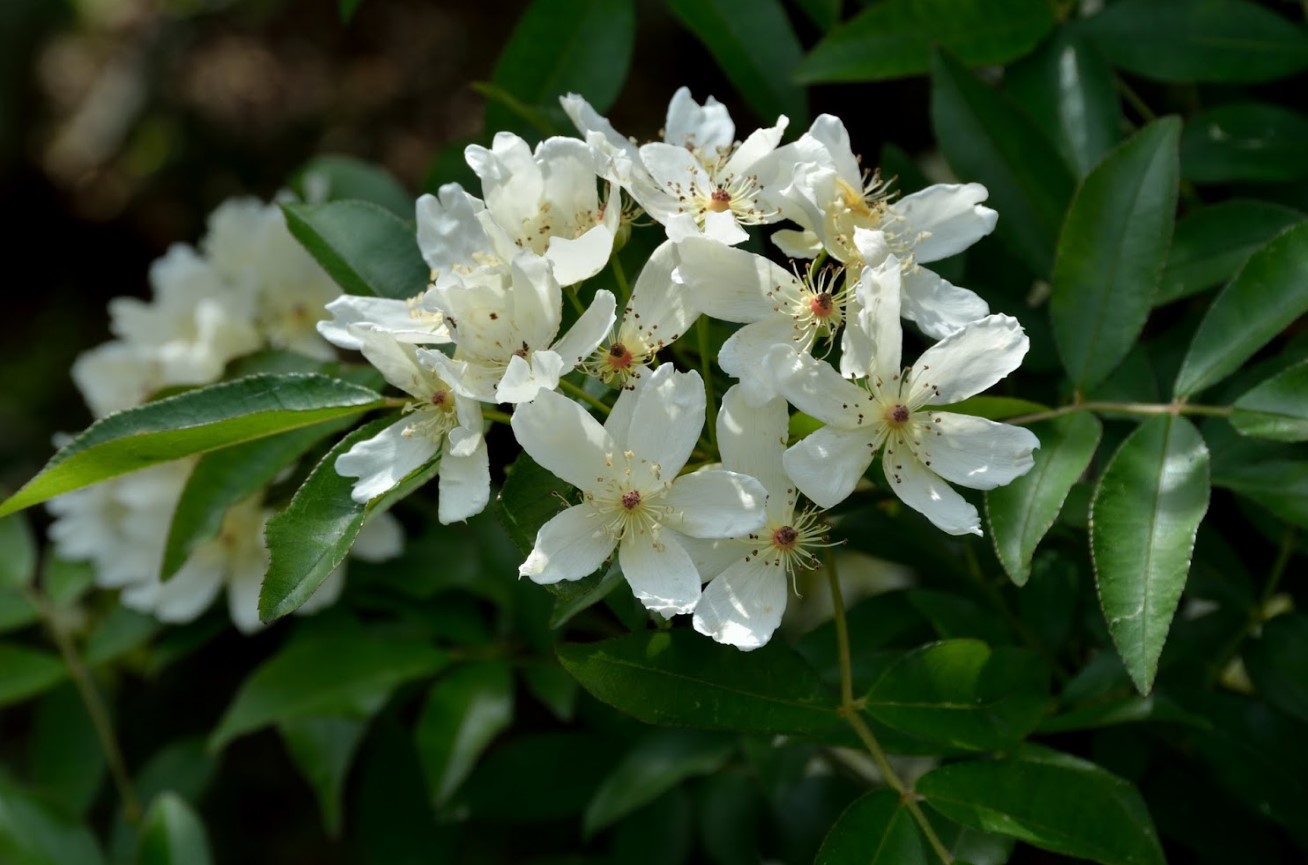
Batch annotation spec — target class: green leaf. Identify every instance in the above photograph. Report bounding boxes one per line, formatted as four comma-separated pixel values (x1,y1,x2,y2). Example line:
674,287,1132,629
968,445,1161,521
29,685,105,815
0,588,38,634
1038,693,1209,734
85,608,159,667
209,628,448,750
41,555,94,608
136,792,212,865
1157,199,1303,305
282,200,428,300
798,0,1052,84
792,0,839,31
486,0,635,135
863,640,1051,751
279,716,367,837
494,451,573,556
1090,415,1210,694
416,661,515,809
987,413,1102,585
1231,359,1308,442
1080,0,1308,84
669,0,807,125
260,416,439,623
930,50,1076,277
917,746,1165,865
0,644,65,706
1050,118,1181,390
583,729,734,837
557,630,842,736
1181,103,1308,184
0,373,384,518
293,154,411,217
162,417,356,580
1003,29,1120,177
548,562,624,629
1213,459,1308,529
1174,220,1308,397
0,775,104,865
815,788,929,865
0,513,35,589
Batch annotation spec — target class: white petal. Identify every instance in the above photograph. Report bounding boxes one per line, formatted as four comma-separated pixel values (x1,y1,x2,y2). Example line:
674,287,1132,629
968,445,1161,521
121,548,224,624
675,237,786,322
771,228,822,259
437,437,490,523
783,425,877,509
510,253,563,352
718,319,802,405
664,470,768,538
702,211,750,246
908,314,1029,406
766,347,874,429
901,267,990,340
561,93,639,164
693,557,788,650
801,114,861,188
226,557,266,634
511,387,615,492
716,386,791,500
625,365,704,481
416,185,491,273
547,223,615,286
351,510,405,561
519,503,614,583
620,530,701,616
496,352,559,405
883,444,981,536
552,289,617,368
336,420,440,504
665,87,734,151
893,183,998,264
468,132,543,233
723,117,788,176
678,533,745,581
910,413,1039,491
317,295,450,350
354,330,432,398
625,240,698,349
853,251,903,381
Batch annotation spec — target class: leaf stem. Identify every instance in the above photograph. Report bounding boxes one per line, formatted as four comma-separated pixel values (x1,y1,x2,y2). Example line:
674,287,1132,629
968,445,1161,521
696,318,719,452
1206,527,1298,684
24,587,142,823
610,255,631,305
559,378,611,416
1114,76,1158,124
824,551,954,864
483,408,513,425
564,285,587,318
1007,400,1231,426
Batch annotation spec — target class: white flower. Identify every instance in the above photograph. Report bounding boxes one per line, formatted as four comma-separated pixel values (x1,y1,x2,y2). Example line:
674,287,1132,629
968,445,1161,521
768,255,1039,535
692,386,830,650
511,365,768,616
465,132,620,285
772,115,995,338
674,234,873,400
587,240,698,387
416,252,615,404
563,88,790,245
334,328,488,524
203,197,342,360
316,293,452,352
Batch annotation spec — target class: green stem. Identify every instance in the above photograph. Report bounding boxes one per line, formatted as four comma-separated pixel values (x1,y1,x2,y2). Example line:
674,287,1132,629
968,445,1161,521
825,552,954,865
610,255,631,305
25,588,142,823
1114,76,1158,124
564,285,587,318
1207,527,1298,685
1006,400,1231,426
483,408,513,425
559,378,611,416
696,318,719,452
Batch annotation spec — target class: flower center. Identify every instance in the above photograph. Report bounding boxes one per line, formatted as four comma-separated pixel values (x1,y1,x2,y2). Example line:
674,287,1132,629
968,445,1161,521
772,525,798,549
707,187,733,213
608,342,633,368
884,403,911,427
808,292,835,319
621,489,642,510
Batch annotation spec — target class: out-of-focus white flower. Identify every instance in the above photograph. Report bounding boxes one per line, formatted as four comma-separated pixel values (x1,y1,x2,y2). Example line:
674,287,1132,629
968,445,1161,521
692,386,830,650
563,88,791,246
334,328,488,524
767,254,1039,536
417,252,615,404
511,365,767,616
773,115,995,338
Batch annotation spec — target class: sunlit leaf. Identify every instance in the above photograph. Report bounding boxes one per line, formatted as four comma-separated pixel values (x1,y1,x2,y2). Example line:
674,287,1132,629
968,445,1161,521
0,374,385,518
1051,118,1180,390
1091,415,1210,694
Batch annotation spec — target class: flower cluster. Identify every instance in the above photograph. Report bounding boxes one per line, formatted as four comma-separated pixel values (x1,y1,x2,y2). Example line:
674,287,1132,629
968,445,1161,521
323,88,1040,650
49,196,403,632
